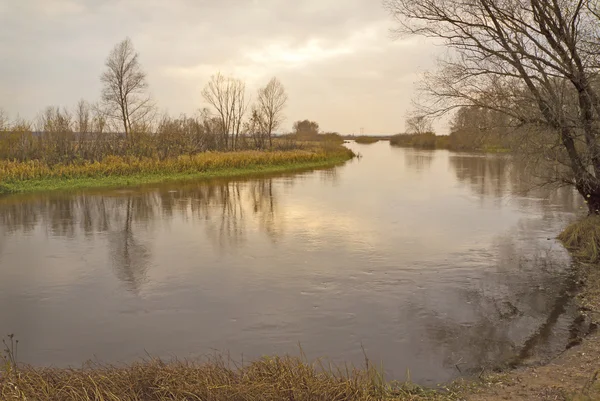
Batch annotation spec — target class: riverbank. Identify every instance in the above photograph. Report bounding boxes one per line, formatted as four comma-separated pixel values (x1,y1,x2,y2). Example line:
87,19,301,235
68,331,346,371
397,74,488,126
456,217,600,400
389,133,511,153
2,265,597,401
0,147,354,194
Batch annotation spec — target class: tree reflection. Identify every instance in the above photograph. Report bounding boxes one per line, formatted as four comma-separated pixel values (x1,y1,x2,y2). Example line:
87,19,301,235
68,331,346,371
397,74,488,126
403,150,436,173
448,154,584,213
0,177,284,292
109,196,151,294
406,226,577,377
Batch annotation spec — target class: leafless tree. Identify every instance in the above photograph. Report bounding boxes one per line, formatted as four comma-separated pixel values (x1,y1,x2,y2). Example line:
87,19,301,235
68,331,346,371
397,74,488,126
101,37,154,137
38,106,72,133
384,0,600,214
202,73,248,150
405,113,433,135
75,99,91,134
0,109,8,131
256,77,288,148
246,108,268,149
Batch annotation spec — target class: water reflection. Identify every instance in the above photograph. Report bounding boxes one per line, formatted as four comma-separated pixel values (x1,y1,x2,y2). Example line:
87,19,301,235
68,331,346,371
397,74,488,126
0,146,586,385
403,150,435,173
408,227,575,377
448,154,583,214
0,177,284,293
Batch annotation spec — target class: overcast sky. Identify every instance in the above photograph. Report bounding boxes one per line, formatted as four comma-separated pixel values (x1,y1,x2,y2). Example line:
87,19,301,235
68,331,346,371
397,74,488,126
0,0,442,135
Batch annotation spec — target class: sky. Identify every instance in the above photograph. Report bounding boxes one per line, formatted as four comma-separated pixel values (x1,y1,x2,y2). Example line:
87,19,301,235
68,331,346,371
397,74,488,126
0,0,443,135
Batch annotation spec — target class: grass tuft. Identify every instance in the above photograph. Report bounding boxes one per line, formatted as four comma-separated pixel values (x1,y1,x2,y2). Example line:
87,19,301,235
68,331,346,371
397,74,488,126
559,216,600,264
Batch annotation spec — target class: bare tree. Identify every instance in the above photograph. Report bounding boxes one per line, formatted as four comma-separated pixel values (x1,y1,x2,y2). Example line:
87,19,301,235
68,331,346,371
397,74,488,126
405,113,433,135
256,77,288,148
91,103,107,134
385,0,600,214
202,73,248,150
101,38,153,137
0,109,8,131
75,99,91,134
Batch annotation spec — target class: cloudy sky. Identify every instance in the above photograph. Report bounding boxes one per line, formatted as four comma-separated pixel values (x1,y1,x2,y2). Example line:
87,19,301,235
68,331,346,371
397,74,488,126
0,0,441,135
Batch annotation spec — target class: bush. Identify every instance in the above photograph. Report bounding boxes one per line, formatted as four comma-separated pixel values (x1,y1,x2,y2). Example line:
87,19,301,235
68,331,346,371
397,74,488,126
354,136,379,144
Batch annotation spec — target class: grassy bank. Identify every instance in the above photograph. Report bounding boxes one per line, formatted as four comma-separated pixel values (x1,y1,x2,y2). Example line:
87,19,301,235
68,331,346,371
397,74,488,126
0,351,452,401
389,133,511,153
354,136,380,144
0,147,354,194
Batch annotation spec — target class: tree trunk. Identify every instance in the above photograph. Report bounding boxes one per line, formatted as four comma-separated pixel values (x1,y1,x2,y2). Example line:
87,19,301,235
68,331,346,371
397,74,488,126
586,191,600,215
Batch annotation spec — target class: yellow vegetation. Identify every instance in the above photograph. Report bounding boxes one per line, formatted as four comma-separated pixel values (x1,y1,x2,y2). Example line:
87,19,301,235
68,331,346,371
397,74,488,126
0,148,353,184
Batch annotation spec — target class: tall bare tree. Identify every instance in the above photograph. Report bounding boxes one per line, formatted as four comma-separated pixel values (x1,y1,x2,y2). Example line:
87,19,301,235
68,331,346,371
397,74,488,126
405,113,433,135
202,73,248,150
256,77,288,148
101,38,153,137
385,0,600,214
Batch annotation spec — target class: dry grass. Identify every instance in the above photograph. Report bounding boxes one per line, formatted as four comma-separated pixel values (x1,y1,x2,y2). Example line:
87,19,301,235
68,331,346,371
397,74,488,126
0,147,353,184
0,356,453,401
559,216,600,264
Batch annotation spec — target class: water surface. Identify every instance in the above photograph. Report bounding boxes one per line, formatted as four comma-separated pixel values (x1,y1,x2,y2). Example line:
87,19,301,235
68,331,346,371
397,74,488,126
0,143,585,385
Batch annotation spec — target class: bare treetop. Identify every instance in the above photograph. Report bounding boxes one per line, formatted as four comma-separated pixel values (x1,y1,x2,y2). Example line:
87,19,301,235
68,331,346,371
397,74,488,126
101,38,154,136
202,73,248,150
256,77,288,148
385,0,600,214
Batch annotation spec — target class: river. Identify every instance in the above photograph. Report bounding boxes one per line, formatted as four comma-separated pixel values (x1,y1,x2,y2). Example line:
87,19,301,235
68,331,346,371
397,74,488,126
0,142,586,386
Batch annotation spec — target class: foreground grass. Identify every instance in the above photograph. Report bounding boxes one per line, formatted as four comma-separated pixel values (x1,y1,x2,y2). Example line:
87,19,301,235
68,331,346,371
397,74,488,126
0,354,455,401
0,147,354,194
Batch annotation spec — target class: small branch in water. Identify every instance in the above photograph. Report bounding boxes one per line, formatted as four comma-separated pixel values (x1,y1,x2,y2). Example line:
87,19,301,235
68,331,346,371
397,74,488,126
454,357,465,373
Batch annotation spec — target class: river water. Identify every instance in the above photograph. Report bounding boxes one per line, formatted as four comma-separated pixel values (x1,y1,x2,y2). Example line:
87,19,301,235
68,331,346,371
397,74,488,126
0,142,586,385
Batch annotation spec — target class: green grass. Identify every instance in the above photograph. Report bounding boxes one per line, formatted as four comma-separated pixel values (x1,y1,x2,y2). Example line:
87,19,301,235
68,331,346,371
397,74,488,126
559,216,600,264
0,156,352,195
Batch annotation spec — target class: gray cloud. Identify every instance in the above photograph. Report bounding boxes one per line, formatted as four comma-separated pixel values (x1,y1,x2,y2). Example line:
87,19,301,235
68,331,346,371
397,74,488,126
0,0,440,134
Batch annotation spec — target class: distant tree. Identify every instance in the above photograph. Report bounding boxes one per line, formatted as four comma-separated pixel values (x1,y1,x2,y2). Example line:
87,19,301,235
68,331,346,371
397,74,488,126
405,114,433,135
91,103,107,134
39,106,72,133
75,99,91,134
246,108,268,149
293,120,320,135
202,73,248,150
256,77,288,148
101,38,154,137
0,109,8,131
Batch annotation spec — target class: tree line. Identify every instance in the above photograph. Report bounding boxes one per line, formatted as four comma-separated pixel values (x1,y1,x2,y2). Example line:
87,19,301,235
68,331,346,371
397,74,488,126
0,38,332,164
